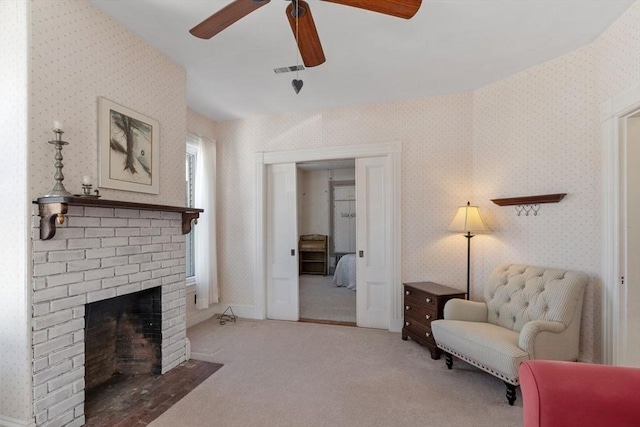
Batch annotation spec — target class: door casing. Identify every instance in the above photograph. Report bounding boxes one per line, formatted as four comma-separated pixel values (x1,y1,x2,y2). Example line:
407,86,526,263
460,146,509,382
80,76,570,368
601,84,640,365
254,142,402,331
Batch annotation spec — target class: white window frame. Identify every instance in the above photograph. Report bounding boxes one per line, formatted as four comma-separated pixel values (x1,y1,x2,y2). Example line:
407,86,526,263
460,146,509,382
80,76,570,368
185,142,198,286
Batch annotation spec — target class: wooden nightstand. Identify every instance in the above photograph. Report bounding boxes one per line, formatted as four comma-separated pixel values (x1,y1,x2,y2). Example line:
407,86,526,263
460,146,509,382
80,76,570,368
401,282,466,359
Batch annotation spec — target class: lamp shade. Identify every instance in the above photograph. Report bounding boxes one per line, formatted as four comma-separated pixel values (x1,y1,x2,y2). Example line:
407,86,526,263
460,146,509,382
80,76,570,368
449,202,490,234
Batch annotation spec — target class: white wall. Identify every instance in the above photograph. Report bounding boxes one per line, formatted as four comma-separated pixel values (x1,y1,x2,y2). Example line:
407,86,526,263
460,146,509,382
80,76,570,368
215,94,474,306
472,44,601,361
0,1,32,424
471,1,640,363
297,168,356,269
298,169,330,237
0,0,189,422
298,168,356,238
28,0,187,206
211,2,639,364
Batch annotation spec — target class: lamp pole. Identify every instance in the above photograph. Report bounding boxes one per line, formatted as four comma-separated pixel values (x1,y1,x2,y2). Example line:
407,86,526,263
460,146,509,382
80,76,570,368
449,201,488,301
465,232,473,300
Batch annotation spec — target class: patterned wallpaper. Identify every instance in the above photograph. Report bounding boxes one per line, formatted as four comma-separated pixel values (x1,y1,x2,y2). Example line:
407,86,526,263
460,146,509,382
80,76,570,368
214,1,639,363
187,107,217,142
471,1,639,363
215,94,474,305
0,1,32,422
472,45,601,362
29,0,187,206
0,0,187,421
595,1,640,103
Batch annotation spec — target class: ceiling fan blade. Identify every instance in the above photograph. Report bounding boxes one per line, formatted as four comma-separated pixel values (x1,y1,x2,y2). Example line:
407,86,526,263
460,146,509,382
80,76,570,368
321,0,422,19
286,1,326,68
190,0,271,39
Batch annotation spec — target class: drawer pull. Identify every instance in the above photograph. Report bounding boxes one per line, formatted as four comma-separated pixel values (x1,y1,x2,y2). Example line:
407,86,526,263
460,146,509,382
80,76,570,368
405,305,410,310
425,332,431,338
426,298,432,303
425,314,431,320
405,290,411,295
405,321,410,327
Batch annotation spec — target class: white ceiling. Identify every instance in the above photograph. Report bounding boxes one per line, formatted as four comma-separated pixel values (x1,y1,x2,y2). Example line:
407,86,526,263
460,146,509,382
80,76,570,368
90,0,634,122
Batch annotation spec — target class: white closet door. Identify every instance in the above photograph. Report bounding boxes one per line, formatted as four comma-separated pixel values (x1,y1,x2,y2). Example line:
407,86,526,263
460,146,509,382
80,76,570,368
334,200,352,253
266,163,299,321
356,157,390,329
334,186,353,200
348,200,356,253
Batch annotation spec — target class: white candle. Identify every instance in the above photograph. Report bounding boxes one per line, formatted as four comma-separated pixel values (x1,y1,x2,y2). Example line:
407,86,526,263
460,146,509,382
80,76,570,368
53,121,62,131
82,175,91,185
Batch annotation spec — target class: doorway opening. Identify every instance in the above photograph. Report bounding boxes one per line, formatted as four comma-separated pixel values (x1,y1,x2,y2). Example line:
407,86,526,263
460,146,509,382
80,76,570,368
297,159,356,326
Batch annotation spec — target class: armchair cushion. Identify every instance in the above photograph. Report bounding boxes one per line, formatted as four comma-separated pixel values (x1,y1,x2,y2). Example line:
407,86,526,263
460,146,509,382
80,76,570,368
432,320,528,383
443,299,487,322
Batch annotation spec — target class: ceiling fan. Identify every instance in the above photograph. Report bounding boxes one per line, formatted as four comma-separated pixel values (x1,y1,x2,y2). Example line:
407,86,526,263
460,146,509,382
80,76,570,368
189,0,422,68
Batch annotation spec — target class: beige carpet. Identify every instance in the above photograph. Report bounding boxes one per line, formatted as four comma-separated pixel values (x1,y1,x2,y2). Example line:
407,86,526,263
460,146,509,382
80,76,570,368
299,274,356,323
150,318,523,427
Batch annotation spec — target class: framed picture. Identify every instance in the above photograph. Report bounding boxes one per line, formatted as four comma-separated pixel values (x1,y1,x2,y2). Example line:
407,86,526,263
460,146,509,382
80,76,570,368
98,97,159,194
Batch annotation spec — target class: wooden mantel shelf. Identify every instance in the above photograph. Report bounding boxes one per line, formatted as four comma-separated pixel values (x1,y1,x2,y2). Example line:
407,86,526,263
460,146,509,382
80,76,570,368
491,193,567,206
34,196,203,240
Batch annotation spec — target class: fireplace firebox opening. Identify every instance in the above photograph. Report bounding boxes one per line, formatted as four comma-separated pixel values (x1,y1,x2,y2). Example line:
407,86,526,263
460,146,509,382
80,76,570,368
84,287,162,391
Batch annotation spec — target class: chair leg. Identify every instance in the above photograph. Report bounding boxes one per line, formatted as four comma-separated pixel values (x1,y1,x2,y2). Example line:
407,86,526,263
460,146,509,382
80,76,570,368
445,352,453,369
504,382,516,406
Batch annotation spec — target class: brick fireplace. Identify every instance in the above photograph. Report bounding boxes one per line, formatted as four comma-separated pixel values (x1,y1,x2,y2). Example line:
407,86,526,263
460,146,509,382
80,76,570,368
31,204,190,426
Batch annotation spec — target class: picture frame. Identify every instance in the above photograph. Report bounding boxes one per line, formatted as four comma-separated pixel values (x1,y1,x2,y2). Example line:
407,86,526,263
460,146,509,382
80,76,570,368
98,97,159,194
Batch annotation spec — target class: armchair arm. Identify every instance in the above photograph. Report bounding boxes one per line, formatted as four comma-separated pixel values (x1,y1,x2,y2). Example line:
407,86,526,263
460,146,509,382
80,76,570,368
519,320,569,360
443,299,488,322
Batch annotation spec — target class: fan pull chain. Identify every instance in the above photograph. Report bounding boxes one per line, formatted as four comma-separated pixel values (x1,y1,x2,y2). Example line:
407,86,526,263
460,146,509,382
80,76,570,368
296,5,299,80
291,0,303,94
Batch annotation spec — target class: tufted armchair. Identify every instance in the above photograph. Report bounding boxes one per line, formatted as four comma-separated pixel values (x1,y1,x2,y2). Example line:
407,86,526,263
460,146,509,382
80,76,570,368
430,264,588,405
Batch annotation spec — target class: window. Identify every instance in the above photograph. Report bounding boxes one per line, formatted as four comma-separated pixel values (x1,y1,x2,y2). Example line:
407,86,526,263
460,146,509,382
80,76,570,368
185,144,197,280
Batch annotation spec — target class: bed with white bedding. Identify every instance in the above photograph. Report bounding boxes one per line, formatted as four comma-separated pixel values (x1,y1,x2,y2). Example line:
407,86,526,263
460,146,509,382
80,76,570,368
332,253,356,290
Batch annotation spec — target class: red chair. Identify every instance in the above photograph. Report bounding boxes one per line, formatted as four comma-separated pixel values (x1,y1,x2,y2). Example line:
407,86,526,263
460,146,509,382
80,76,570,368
519,360,640,427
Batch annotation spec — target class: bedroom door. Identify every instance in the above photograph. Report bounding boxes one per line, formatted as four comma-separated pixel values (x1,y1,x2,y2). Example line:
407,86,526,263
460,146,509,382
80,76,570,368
266,163,299,321
355,156,390,329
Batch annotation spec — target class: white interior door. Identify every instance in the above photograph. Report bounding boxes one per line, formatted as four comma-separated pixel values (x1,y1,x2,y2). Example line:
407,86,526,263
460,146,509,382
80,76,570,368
621,111,640,367
267,163,299,321
356,157,390,329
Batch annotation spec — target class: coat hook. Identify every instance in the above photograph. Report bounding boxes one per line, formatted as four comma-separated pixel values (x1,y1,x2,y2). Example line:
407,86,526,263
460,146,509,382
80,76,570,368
515,205,524,216
531,204,540,216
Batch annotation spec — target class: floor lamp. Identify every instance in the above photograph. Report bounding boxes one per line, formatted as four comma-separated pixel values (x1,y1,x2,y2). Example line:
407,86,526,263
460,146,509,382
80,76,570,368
449,202,490,300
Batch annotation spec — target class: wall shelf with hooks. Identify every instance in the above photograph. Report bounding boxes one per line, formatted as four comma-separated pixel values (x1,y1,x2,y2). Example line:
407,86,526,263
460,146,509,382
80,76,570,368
490,193,566,216
491,193,566,206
